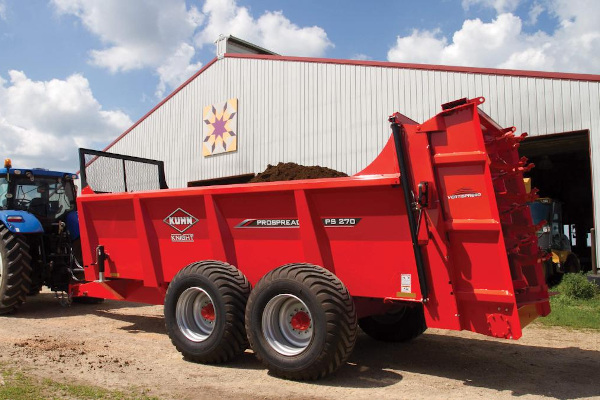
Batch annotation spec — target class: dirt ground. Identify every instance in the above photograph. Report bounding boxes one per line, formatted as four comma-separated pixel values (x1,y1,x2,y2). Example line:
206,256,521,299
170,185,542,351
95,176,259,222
0,292,599,400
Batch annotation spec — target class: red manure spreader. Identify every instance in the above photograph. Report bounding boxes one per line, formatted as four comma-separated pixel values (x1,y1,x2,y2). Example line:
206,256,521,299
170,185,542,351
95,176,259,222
73,97,550,380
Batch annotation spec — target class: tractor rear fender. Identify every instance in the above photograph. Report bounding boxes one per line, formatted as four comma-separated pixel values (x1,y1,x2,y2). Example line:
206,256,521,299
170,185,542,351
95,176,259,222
0,210,43,234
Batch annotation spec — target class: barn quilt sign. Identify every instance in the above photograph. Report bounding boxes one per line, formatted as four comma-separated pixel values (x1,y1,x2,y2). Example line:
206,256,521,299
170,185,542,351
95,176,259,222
203,98,238,156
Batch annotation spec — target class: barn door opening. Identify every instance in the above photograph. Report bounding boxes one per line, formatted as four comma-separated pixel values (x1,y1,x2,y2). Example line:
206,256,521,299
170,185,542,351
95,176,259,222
519,130,593,271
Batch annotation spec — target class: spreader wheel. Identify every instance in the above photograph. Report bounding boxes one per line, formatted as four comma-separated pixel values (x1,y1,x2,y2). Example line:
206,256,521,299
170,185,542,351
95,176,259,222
164,260,250,363
0,225,32,315
245,263,357,380
358,304,427,342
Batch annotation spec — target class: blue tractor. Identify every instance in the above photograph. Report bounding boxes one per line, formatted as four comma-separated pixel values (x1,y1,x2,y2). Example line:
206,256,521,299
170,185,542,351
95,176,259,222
0,158,85,314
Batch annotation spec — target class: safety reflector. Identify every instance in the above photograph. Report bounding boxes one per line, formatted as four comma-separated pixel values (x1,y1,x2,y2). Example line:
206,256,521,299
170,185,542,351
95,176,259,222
6,216,24,223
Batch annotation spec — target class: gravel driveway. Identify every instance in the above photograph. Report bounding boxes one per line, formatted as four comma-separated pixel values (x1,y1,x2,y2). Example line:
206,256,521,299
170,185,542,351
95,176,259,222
0,292,598,400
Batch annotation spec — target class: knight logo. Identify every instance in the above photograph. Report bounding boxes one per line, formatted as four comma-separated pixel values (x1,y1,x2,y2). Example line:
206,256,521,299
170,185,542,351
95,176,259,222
171,233,194,242
448,187,482,200
164,208,198,242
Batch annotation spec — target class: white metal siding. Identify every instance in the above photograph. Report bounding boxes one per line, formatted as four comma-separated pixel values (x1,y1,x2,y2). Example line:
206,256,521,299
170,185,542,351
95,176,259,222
107,57,600,252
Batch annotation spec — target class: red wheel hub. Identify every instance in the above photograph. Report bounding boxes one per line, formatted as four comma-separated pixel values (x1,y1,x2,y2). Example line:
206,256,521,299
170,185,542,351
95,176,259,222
201,303,215,321
290,311,311,331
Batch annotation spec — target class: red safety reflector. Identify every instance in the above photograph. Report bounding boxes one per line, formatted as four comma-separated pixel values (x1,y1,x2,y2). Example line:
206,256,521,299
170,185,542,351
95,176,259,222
6,216,24,223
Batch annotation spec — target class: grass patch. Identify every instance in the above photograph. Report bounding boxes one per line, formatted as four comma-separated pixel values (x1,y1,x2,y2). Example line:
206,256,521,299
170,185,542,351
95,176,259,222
559,273,598,299
537,275,600,330
0,369,44,400
0,365,159,400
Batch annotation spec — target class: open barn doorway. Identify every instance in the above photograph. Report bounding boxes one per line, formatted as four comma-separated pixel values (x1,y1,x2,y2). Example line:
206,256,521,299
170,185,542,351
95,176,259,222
519,130,594,271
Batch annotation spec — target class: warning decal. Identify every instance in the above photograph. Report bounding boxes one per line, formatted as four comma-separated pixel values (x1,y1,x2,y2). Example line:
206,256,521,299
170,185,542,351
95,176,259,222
401,274,412,294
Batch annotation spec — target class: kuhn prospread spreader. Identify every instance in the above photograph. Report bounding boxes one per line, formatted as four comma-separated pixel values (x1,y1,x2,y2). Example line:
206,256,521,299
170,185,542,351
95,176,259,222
72,97,550,380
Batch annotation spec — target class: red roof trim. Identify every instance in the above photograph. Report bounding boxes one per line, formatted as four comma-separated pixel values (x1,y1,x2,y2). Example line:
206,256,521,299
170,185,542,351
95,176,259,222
103,57,219,151
225,53,600,82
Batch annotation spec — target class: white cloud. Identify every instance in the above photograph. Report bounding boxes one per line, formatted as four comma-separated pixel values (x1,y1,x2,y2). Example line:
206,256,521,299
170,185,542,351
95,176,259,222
0,71,132,171
387,29,449,64
195,0,333,57
0,0,6,20
462,0,522,13
351,53,373,61
52,0,202,72
388,0,600,73
528,2,544,25
52,0,333,97
51,0,204,97
388,15,531,67
155,43,203,98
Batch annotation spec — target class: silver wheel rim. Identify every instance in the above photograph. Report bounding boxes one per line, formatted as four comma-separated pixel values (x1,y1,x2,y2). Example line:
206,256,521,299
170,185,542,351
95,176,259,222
176,287,216,342
262,294,313,356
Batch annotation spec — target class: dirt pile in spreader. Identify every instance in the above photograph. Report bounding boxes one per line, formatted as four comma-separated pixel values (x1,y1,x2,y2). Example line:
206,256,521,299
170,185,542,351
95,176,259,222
249,162,348,183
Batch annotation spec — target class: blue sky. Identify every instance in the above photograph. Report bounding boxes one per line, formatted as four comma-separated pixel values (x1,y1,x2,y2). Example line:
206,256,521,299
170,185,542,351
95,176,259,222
0,0,598,171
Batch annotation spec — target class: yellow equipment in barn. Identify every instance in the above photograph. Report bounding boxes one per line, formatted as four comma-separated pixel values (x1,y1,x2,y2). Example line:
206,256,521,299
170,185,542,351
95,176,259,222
526,178,581,281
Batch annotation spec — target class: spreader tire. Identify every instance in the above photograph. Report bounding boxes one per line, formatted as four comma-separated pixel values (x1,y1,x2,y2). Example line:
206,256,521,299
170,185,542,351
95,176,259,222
245,263,357,380
358,304,427,342
164,260,250,363
0,225,33,315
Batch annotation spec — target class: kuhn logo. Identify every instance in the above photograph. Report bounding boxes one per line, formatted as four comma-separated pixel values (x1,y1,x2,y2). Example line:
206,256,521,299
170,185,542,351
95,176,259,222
448,188,482,200
163,208,199,233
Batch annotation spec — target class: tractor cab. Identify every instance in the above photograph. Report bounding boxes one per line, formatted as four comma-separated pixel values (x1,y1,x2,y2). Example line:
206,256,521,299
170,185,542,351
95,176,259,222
1,159,78,229
0,159,82,294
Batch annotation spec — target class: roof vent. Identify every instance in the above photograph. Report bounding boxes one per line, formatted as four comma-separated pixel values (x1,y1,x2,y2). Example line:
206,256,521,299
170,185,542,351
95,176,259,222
215,34,279,59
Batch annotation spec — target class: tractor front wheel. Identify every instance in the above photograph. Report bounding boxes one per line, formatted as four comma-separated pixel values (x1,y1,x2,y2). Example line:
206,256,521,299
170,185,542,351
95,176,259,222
0,225,33,314
358,304,427,342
